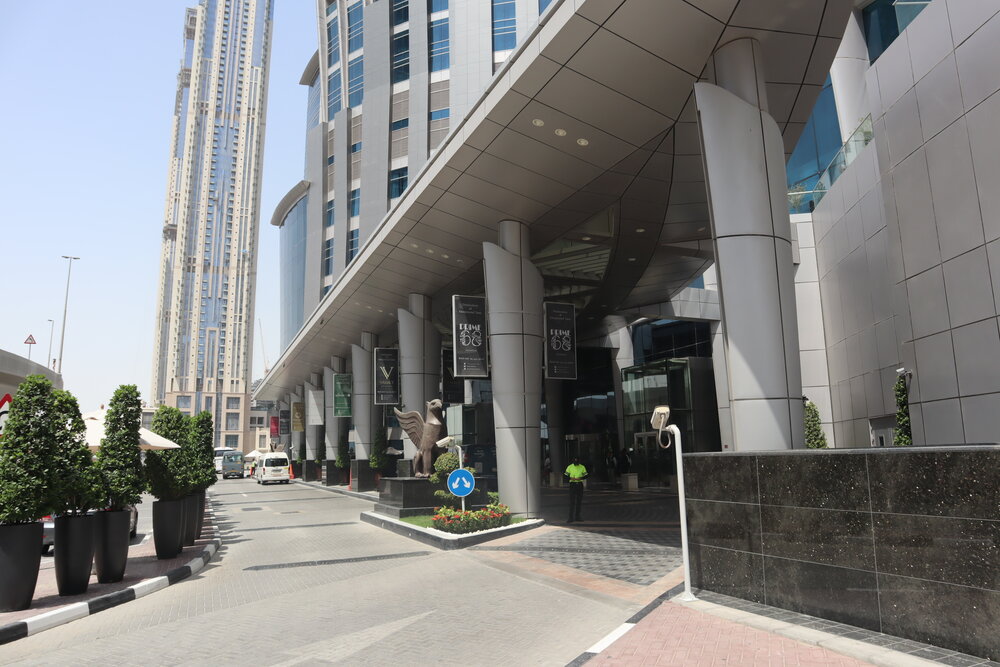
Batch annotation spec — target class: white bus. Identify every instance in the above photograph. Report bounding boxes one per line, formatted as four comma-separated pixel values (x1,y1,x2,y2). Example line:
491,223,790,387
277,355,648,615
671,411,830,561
214,447,236,474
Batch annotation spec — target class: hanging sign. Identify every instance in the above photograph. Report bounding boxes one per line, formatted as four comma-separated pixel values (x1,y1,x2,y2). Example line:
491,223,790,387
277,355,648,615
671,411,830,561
441,348,465,404
452,295,488,378
333,373,353,417
374,348,400,405
544,302,577,380
269,416,279,438
278,409,291,436
291,402,305,432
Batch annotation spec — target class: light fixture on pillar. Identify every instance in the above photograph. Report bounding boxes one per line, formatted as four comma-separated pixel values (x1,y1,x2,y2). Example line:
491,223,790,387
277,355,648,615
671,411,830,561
896,367,912,388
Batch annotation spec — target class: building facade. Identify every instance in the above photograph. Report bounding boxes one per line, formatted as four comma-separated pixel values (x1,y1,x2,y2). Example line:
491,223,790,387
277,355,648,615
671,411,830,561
151,0,274,451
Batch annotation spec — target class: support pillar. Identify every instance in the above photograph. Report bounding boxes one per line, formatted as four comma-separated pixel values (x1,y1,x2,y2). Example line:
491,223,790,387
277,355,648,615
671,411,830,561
288,388,304,458
324,356,347,464
277,400,290,452
696,38,803,450
398,294,441,461
609,322,633,457
483,220,544,517
304,372,322,461
544,379,564,487
829,10,870,142
350,332,377,460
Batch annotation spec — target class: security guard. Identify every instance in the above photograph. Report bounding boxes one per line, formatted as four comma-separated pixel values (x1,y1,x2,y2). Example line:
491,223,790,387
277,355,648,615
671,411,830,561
564,456,588,523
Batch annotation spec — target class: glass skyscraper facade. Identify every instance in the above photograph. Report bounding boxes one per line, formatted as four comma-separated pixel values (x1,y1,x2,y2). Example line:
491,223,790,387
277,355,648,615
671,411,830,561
151,0,274,449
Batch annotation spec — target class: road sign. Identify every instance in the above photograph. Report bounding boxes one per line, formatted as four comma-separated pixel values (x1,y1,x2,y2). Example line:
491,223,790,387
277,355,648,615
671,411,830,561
0,393,12,438
24,335,36,345
447,468,475,498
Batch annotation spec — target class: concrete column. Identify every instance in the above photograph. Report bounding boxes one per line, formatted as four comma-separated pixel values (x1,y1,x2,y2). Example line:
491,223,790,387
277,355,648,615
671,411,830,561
610,323,633,456
544,379,564,487
397,293,441,460
350,332,377,460
696,38,803,451
304,372,322,460
324,356,347,463
483,220,544,517
829,10,870,142
277,400,290,452
288,387,304,458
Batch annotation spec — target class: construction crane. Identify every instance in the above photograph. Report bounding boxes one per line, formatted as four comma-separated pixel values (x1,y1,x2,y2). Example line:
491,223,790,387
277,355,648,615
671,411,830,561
257,318,271,375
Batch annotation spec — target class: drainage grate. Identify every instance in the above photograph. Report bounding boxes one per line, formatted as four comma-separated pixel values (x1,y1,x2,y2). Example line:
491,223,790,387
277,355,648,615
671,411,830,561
244,551,430,571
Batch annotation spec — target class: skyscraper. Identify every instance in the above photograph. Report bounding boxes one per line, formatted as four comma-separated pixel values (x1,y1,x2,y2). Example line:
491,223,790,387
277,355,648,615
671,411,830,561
151,0,273,450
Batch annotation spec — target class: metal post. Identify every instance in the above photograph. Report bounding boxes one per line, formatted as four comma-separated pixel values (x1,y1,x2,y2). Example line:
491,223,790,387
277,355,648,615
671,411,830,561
47,319,54,370
57,256,79,374
668,423,697,602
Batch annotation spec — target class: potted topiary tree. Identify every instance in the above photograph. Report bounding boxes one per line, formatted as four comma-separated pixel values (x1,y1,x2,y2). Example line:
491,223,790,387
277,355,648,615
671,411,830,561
330,427,350,486
369,418,388,487
49,389,102,596
187,411,216,539
0,375,59,611
803,401,828,449
148,406,192,558
94,385,145,583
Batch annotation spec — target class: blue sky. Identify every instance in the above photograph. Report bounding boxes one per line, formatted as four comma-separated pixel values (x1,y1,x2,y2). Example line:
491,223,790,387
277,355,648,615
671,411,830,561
0,1,316,411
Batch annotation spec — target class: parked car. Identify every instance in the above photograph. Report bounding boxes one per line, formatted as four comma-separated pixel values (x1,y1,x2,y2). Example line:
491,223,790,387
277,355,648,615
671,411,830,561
254,452,291,484
41,505,138,554
221,450,245,479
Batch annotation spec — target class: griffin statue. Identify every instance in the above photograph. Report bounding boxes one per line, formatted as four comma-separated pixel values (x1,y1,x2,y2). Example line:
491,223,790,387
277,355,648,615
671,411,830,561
394,399,448,477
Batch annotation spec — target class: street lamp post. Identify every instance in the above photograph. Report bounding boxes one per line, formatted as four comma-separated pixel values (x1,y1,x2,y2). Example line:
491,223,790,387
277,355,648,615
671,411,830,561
57,256,80,374
47,319,55,370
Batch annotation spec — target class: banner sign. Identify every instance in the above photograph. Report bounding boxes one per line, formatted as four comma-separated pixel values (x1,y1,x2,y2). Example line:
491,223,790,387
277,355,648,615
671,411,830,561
278,409,291,436
544,302,577,380
269,416,279,437
452,295,488,378
306,388,324,426
441,348,465,404
374,348,400,405
333,373,353,417
291,402,305,432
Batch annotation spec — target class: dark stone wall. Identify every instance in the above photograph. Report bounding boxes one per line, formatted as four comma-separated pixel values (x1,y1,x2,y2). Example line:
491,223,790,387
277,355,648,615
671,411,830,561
683,447,1000,660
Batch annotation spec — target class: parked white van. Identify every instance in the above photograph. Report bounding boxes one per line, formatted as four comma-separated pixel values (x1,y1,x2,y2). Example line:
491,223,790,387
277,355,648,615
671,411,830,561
255,452,291,484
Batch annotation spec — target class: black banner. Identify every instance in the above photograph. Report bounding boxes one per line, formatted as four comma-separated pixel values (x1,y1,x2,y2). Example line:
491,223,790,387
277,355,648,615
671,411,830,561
452,295,489,378
544,302,577,380
441,348,465,404
374,347,400,405
278,409,291,436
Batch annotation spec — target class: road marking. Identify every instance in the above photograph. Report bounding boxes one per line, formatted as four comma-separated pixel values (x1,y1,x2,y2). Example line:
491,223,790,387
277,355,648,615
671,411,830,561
586,622,635,654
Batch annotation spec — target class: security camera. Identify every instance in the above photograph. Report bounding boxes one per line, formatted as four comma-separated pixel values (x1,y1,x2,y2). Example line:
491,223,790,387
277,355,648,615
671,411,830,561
436,435,455,447
895,367,906,375
650,406,671,431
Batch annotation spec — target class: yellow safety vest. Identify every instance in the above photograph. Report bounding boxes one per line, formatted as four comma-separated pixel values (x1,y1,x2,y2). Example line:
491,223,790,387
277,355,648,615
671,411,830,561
565,463,587,482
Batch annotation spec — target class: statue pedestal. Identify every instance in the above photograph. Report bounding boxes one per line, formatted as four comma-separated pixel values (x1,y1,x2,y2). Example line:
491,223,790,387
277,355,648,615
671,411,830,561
373,477,489,518
396,459,413,478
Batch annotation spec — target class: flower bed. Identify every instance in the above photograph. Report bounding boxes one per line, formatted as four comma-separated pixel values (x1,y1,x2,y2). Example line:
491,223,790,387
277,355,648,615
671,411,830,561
431,503,512,534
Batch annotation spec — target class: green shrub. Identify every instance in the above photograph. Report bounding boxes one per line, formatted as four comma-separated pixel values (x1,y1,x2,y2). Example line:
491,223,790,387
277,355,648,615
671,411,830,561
148,406,194,498
335,427,350,468
488,491,500,504
893,376,912,447
144,450,187,501
431,503,512,534
49,389,102,515
96,385,145,510
804,401,828,449
187,411,217,491
0,375,60,523
369,416,387,471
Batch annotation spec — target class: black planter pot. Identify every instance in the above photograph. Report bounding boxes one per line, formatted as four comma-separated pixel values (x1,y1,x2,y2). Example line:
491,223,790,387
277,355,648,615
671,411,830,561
305,460,319,482
291,461,303,479
94,510,131,584
0,522,43,611
152,499,184,559
195,490,206,539
54,514,96,596
182,495,199,546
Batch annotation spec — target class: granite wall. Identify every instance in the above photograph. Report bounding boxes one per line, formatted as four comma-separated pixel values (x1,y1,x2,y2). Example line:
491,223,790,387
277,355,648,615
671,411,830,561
684,446,999,660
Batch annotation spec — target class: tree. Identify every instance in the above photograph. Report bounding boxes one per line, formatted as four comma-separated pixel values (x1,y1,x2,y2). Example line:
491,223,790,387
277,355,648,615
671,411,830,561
187,411,217,491
334,426,350,469
96,385,145,511
803,401,828,449
893,376,912,447
0,375,59,524
49,389,102,515
148,406,194,498
369,408,387,472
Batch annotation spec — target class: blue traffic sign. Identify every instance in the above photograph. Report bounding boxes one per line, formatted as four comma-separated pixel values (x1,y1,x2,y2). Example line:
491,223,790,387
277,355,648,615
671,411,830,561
447,468,476,498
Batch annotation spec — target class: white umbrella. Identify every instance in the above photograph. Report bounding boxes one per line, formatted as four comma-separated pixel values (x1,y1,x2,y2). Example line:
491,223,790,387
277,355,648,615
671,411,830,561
82,411,181,451
244,450,262,460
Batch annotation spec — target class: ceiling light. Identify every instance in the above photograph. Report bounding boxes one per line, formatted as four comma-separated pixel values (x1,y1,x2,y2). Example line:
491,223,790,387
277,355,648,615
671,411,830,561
426,248,435,254
627,257,637,262
532,118,545,127
576,138,589,146
410,242,419,248
441,254,449,259
554,128,567,137
581,236,592,241
635,228,645,233
697,226,706,232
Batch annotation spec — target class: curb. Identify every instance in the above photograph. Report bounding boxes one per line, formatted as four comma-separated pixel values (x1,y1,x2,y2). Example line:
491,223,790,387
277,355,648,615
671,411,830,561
359,510,545,550
291,479,380,502
0,507,221,646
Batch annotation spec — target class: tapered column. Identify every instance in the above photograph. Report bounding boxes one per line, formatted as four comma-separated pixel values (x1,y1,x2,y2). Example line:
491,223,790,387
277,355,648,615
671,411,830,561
351,332,377,460
544,379,564,487
277,400,290,452
304,372,322,460
398,294,441,460
484,220,544,517
324,356,347,463
288,387,304,457
697,38,803,450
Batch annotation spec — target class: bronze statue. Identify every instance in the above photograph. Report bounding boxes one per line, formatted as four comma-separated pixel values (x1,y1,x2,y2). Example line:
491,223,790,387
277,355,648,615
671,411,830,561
394,399,447,477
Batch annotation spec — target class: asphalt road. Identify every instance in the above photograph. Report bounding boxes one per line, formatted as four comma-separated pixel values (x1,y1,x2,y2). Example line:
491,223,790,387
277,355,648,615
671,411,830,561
0,478,647,666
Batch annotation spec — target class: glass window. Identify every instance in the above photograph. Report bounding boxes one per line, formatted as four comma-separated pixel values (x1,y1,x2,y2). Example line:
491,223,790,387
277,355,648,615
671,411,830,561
325,199,335,227
349,188,361,217
492,0,516,52
227,396,241,409
323,238,335,276
429,108,450,121
428,18,449,72
306,74,321,130
428,0,447,12
176,396,192,409
327,70,343,118
347,56,364,107
225,434,240,448
226,412,240,430
351,141,362,153
539,0,553,12
347,2,364,52
392,0,409,26
391,31,410,83
326,16,340,67
861,0,930,63
347,228,360,263
786,75,840,214
390,118,409,131
388,167,408,199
